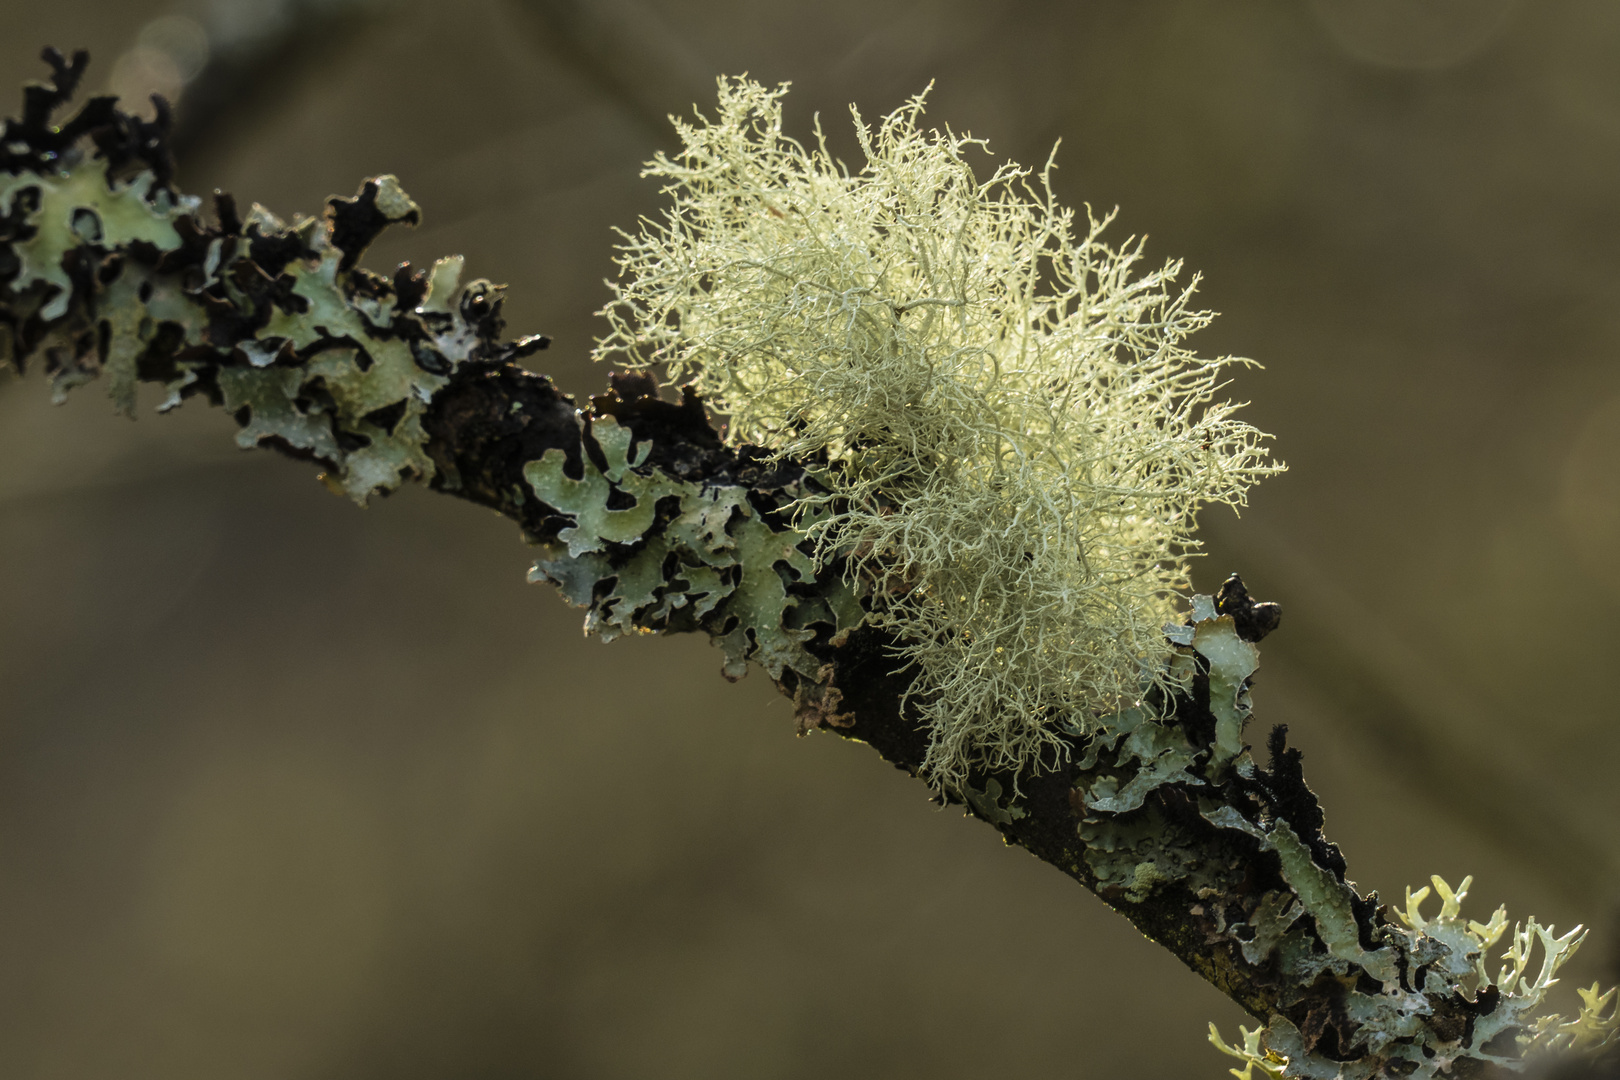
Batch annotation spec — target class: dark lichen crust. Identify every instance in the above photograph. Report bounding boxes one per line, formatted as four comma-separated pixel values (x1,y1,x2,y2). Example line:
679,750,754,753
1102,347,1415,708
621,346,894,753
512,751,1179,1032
2,49,1611,1079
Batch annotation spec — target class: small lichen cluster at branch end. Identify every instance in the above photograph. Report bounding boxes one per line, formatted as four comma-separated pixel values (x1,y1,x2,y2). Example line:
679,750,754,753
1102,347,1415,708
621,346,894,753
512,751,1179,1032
1064,597,1619,1078
1210,873,1619,1078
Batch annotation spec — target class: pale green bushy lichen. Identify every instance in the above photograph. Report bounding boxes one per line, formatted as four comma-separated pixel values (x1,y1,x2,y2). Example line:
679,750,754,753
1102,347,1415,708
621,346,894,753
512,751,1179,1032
597,77,1281,788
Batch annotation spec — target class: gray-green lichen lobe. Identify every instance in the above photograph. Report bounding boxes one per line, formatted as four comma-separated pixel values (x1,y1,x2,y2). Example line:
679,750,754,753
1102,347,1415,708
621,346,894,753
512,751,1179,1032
1079,803,1211,905
1,154,485,503
524,413,862,688
0,156,194,321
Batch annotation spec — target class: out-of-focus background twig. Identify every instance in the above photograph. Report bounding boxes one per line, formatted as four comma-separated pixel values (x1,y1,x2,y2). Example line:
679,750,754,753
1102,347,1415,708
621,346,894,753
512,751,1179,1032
1,1,1617,1077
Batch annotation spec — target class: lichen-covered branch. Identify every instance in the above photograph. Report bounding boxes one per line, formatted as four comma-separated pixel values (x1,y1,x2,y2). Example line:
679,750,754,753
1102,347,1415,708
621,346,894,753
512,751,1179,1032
597,78,1283,791
2,49,1614,1080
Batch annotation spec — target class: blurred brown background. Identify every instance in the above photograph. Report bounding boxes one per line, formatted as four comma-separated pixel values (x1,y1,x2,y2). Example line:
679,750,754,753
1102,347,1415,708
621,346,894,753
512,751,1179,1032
1,1,1618,1077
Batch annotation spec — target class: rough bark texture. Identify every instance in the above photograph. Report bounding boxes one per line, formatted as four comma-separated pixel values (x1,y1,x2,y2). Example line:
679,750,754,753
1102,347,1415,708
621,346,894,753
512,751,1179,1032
4,49,1608,1080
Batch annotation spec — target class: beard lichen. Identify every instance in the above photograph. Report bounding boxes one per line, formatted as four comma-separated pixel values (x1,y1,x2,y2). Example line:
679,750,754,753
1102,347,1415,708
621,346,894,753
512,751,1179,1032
597,77,1282,789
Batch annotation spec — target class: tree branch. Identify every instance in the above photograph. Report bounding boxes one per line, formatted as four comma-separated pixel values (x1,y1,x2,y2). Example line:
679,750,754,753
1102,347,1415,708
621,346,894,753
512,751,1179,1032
2,49,1612,1080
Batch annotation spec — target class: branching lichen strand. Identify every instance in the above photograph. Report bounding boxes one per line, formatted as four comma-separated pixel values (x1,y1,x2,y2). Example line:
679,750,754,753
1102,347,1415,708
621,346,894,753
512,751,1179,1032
596,77,1284,789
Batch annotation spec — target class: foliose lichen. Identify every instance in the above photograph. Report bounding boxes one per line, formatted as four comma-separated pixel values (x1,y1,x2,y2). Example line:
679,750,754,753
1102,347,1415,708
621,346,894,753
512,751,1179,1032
1069,593,1619,1078
0,49,858,707
0,129,510,502
1211,874,1619,1079
524,413,862,684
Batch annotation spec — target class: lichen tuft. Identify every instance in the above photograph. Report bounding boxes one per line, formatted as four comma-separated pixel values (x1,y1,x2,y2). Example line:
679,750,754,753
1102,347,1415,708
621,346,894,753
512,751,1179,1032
597,77,1282,788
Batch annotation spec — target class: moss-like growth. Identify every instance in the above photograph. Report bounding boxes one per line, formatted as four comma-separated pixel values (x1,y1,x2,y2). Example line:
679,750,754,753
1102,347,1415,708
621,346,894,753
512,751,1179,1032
598,78,1281,787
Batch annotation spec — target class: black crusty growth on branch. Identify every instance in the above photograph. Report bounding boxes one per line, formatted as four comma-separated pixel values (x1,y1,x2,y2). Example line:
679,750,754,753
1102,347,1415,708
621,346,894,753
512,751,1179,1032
1,48,1597,1080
